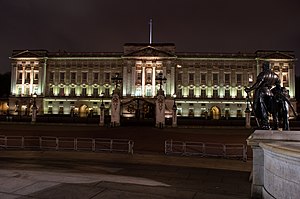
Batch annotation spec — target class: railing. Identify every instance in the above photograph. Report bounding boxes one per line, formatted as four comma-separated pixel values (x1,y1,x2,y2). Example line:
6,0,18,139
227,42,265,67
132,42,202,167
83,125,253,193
165,140,247,161
0,135,134,154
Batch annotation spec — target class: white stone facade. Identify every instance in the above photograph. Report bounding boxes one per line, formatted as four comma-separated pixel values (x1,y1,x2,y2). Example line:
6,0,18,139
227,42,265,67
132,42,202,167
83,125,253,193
8,44,296,119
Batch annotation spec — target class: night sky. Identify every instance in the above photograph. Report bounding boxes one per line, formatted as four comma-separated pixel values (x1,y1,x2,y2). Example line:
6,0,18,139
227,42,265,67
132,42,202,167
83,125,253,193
1,0,300,75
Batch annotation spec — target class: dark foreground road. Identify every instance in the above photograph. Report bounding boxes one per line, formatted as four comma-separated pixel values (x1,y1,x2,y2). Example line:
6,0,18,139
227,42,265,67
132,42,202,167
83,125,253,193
0,123,253,154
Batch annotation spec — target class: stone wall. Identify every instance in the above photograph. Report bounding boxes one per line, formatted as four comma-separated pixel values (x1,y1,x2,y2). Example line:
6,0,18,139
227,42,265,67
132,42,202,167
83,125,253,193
247,130,300,199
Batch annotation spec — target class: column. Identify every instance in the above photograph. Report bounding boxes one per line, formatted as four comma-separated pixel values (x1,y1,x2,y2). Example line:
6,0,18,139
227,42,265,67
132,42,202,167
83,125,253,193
30,66,34,94
10,64,17,95
152,66,156,97
131,66,136,96
122,66,127,96
22,66,25,94
288,63,295,98
142,66,145,97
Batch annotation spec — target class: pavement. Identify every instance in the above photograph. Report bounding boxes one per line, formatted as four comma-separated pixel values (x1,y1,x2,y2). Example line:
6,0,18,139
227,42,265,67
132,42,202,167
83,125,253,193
0,151,252,199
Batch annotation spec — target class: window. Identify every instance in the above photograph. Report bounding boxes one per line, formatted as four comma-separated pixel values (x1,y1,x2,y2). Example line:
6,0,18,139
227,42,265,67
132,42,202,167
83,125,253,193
189,89,194,98
177,108,182,116
237,74,242,85
189,73,194,84
70,88,76,96
81,87,87,96
137,72,141,80
236,89,243,99
188,108,194,117
59,107,64,115
82,72,87,82
104,73,110,83
146,88,152,96
135,87,141,96
105,88,110,97
225,74,230,84
25,73,30,83
49,87,54,96
60,72,65,82
146,73,151,80
213,74,218,85
71,72,76,82
34,73,38,80
49,72,54,82
59,87,64,96
225,89,230,99
201,89,206,98
93,87,98,96
177,88,183,98
201,73,206,85
213,89,218,98
18,72,22,80
48,107,53,114
93,73,99,82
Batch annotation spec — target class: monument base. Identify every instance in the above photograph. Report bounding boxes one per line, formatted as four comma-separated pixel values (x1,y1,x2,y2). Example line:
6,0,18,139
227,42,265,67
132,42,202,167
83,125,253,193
247,130,300,199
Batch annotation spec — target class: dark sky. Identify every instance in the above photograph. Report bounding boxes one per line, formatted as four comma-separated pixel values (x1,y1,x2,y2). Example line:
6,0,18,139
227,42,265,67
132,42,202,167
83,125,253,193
1,0,300,75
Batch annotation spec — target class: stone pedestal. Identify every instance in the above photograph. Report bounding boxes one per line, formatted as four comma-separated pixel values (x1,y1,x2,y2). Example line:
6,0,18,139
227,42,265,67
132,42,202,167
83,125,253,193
247,130,300,199
111,90,120,127
155,89,165,128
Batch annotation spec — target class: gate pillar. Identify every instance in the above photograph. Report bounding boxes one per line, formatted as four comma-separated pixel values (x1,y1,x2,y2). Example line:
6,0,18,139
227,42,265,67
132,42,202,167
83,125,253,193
155,89,165,128
111,89,121,127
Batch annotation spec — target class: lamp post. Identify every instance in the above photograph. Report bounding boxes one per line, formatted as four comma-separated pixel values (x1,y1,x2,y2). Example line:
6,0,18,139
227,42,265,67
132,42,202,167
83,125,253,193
172,93,177,127
31,93,37,123
155,72,167,91
99,92,105,126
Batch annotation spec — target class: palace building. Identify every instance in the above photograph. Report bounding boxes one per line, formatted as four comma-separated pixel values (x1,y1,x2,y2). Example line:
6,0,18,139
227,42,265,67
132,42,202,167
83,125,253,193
9,43,296,121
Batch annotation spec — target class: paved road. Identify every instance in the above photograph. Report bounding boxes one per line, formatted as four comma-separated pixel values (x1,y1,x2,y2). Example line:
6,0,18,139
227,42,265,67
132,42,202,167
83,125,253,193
0,123,253,155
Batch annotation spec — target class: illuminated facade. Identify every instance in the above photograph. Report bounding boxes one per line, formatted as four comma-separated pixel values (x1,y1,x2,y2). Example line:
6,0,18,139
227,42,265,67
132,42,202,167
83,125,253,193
9,43,296,119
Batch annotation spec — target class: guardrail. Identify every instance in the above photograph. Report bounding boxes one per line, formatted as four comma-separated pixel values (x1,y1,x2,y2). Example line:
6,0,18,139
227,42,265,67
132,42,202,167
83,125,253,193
0,135,134,154
165,140,247,161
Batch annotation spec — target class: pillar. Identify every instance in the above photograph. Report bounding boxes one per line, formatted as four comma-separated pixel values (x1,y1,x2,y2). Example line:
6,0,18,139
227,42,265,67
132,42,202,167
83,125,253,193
155,89,165,128
111,89,121,127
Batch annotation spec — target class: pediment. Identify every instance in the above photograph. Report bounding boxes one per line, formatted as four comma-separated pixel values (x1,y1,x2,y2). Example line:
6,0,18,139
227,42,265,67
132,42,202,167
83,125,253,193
260,52,295,59
123,46,176,58
12,50,46,58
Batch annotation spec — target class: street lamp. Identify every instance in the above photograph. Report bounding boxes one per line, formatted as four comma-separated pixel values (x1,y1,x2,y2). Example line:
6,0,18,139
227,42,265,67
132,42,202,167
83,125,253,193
100,92,105,108
155,72,167,91
172,93,177,127
173,93,177,109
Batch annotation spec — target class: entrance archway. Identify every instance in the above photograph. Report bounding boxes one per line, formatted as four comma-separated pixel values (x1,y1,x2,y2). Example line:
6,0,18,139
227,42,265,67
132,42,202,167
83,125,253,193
79,105,88,117
210,106,221,120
